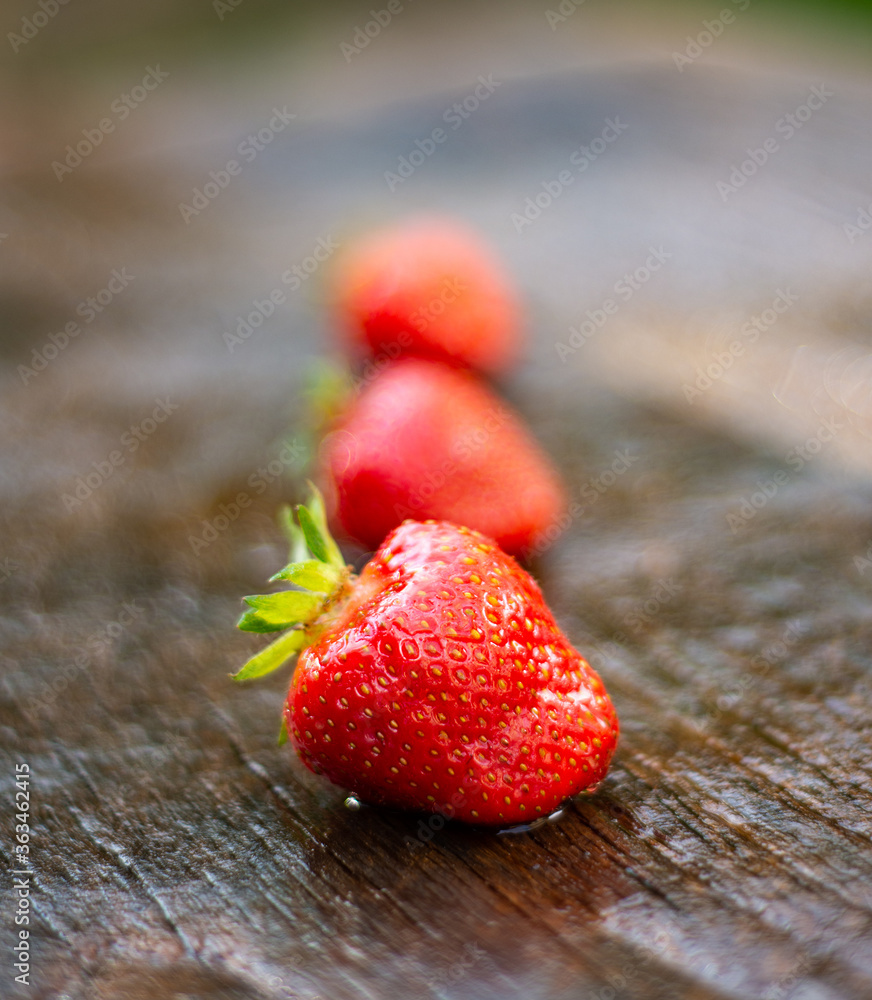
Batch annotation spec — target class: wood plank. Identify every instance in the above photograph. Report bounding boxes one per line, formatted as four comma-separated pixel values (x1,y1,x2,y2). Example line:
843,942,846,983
2,63,872,1000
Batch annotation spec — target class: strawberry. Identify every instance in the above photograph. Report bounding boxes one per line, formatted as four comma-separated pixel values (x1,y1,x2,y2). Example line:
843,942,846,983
333,216,521,374
320,357,567,557
233,491,618,826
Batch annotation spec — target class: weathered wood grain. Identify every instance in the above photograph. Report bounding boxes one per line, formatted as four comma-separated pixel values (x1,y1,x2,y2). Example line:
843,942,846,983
2,63,872,1000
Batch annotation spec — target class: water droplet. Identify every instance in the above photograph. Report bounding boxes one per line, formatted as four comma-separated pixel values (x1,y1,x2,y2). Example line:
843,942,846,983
494,799,571,835
344,794,362,811
496,815,550,836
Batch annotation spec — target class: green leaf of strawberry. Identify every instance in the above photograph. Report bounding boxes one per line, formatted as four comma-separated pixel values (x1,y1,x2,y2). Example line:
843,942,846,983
269,559,339,592
233,628,308,681
296,505,332,564
277,714,290,746
296,484,344,569
233,486,352,676
238,591,324,631
278,503,310,564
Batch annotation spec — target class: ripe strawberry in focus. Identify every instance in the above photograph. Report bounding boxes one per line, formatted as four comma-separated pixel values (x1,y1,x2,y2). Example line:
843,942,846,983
321,358,566,557
234,497,618,826
333,216,521,375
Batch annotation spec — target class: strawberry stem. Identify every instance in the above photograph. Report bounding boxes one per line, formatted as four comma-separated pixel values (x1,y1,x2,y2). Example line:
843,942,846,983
232,486,351,682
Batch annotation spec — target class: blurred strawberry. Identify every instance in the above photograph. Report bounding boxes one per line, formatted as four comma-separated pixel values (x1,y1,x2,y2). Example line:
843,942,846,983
333,216,521,374
320,358,566,556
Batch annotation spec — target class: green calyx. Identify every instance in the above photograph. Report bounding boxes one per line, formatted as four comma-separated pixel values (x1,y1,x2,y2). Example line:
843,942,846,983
232,485,350,683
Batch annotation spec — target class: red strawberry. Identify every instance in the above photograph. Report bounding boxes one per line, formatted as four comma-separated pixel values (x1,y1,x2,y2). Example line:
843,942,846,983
333,216,521,374
233,493,618,826
321,357,566,557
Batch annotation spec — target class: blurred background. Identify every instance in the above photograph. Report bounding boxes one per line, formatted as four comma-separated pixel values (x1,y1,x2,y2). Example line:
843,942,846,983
2,0,871,630
3,2,872,999
2,0,871,576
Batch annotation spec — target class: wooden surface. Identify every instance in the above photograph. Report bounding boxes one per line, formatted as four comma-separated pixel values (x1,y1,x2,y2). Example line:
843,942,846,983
2,62,872,1000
